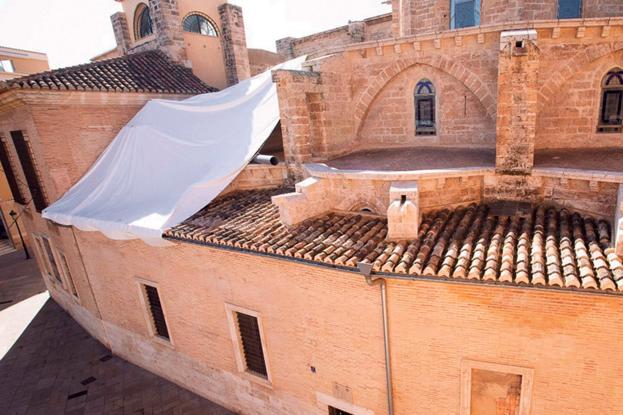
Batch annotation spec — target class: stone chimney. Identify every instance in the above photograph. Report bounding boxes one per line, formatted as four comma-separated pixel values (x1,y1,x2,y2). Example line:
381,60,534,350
111,12,132,55
148,0,187,64
495,30,539,175
387,182,420,240
219,3,251,86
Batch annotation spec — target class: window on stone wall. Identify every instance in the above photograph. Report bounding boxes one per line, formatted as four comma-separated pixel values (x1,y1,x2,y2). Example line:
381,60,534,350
451,0,481,29
415,79,436,135
0,59,14,73
0,137,26,204
141,283,171,341
598,68,623,133
183,13,219,37
134,3,153,40
41,236,62,284
59,252,79,299
558,0,582,19
328,407,354,415
226,304,271,383
10,130,47,212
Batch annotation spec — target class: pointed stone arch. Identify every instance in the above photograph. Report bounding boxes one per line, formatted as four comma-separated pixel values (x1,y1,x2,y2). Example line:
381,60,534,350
353,56,497,137
538,42,623,108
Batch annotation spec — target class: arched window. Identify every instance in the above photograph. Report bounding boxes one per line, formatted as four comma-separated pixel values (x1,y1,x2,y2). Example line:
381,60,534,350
135,3,153,40
558,0,582,19
598,68,623,133
183,13,218,37
415,79,436,135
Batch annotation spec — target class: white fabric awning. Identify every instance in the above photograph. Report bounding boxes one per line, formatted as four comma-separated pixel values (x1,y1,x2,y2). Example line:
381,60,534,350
42,57,305,246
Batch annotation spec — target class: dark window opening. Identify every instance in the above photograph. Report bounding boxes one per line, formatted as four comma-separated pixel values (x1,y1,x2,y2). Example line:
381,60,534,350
415,79,436,135
41,237,61,283
144,285,170,340
183,13,218,36
451,0,480,29
558,0,582,19
236,312,268,378
135,4,153,39
0,139,26,204
10,131,47,212
329,407,354,415
598,69,623,133
60,253,78,298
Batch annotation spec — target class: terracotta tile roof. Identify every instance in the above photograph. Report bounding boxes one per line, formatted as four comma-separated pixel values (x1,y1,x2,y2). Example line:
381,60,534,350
0,51,216,94
165,188,623,294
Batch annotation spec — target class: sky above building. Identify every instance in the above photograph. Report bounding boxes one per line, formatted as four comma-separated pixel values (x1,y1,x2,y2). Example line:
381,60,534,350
0,0,391,69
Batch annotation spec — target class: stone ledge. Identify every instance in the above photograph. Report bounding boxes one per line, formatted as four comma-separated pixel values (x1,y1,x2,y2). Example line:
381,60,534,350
305,163,494,181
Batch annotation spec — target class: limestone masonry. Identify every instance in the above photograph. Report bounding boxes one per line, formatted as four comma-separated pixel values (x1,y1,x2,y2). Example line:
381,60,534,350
1,1,623,414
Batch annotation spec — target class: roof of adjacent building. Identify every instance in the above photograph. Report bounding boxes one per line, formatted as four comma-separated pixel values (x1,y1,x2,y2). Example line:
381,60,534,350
0,50,217,94
165,188,623,294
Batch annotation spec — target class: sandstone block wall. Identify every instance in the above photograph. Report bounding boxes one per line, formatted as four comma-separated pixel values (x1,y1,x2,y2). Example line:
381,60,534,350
218,3,251,86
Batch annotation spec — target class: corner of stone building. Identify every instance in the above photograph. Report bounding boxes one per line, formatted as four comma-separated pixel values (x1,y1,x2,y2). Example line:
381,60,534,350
218,3,251,86
111,12,132,55
147,0,188,64
276,37,296,60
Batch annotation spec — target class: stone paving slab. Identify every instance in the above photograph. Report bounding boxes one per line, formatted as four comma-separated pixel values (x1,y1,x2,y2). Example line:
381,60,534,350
0,251,236,415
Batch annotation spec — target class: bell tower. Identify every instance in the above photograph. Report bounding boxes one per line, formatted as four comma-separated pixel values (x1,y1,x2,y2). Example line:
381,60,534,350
111,0,250,89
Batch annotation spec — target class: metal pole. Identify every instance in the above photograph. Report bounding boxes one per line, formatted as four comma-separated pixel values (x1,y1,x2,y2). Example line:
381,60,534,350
9,210,29,259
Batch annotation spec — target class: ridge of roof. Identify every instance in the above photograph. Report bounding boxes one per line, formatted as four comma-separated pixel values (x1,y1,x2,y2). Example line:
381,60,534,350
165,188,623,295
0,50,217,95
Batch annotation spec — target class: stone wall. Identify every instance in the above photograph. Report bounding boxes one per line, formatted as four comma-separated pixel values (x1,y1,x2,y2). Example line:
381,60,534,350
276,14,393,60
219,3,251,86
33,224,623,415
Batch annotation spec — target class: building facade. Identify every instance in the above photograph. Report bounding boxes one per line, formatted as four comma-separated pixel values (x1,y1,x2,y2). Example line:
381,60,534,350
1,1,623,415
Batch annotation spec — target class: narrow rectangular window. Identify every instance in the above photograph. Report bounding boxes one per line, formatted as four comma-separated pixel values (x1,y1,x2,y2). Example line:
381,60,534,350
10,131,47,212
33,236,51,276
451,0,480,29
329,407,354,415
41,237,62,283
0,138,26,204
0,60,14,73
558,0,582,19
143,284,170,340
601,90,623,125
236,312,268,378
59,252,78,298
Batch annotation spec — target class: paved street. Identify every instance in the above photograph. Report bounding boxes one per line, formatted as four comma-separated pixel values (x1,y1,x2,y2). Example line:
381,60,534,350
0,251,235,415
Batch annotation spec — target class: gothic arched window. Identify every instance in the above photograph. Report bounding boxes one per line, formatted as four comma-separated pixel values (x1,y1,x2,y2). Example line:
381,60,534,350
183,13,219,37
598,68,623,133
135,3,153,40
415,79,436,135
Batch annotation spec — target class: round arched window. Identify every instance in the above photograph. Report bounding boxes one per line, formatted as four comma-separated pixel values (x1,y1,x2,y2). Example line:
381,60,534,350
135,3,153,39
183,13,218,37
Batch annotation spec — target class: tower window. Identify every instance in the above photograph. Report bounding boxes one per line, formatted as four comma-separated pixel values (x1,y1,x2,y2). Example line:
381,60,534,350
415,79,436,135
451,0,481,29
135,3,153,40
598,68,623,133
183,13,219,37
558,0,582,19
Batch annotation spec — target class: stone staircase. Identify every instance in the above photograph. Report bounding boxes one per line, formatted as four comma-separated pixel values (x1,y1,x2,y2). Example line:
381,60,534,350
0,239,15,256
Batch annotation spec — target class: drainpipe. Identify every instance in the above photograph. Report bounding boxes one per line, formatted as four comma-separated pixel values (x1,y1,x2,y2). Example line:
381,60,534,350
358,262,394,415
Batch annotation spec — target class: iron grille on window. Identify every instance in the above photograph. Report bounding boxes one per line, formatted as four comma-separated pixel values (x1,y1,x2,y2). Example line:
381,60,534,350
144,285,170,340
558,0,582,19
136,4,153,39
183,14,218,36
10,131,47,212
329,407,354,415
236,312,268,377
0,139,26,204
415,79,436,135
598,69,623,133
41,237,61,282
59,253,78,298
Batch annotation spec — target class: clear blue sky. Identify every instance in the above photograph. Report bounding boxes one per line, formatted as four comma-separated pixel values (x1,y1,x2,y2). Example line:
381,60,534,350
0,0,390,69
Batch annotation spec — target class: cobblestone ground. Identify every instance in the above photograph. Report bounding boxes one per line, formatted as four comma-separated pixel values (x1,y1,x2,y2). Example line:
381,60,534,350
0,251,236,415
